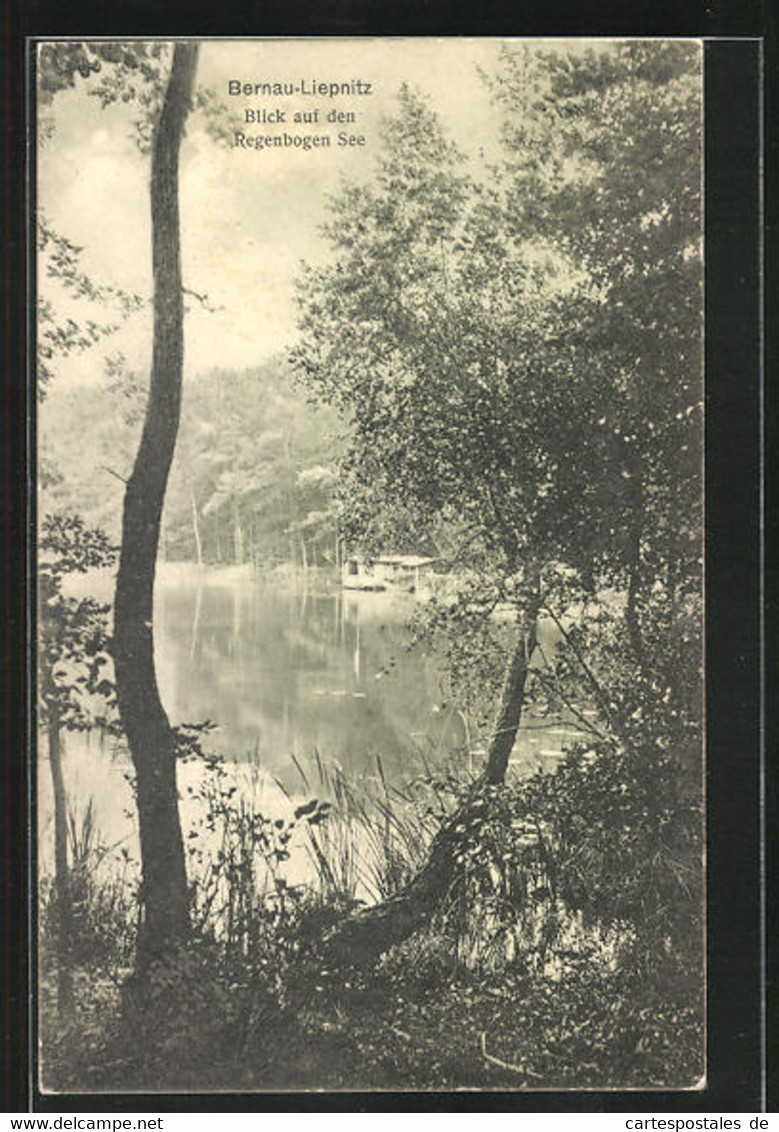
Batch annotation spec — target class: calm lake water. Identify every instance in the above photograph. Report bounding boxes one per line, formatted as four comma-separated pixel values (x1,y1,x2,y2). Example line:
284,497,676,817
155,571,465,785
39,567,577,878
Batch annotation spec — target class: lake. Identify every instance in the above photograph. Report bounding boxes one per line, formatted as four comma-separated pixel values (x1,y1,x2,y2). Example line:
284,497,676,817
38,567,578,878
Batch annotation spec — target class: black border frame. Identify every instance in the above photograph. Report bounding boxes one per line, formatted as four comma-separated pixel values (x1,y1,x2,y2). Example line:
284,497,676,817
2,1,768,1114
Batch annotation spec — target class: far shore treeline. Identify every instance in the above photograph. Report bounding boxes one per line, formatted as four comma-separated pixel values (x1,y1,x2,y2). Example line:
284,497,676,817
41,358,344,572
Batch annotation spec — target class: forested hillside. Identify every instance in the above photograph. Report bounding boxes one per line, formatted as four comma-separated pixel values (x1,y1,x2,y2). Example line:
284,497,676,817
41,358,342,568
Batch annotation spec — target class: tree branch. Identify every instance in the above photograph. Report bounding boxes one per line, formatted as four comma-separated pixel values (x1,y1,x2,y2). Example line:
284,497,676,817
182,285,220,313
532,645,611,745
541,604,645,759
101,465,129,484
480,1031,544,1078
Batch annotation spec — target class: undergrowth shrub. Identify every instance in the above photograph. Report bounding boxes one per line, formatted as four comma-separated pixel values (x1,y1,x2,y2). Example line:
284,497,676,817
38,736,703,1090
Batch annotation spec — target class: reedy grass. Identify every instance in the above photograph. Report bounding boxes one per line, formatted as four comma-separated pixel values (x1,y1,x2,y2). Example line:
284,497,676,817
43,737,696,995
38,744,702,1092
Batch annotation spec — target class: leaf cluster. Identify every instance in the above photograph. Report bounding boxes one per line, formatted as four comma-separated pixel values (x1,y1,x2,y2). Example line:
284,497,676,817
38,512,118,730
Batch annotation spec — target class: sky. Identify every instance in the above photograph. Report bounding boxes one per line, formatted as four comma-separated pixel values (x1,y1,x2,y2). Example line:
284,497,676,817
38,38,524,385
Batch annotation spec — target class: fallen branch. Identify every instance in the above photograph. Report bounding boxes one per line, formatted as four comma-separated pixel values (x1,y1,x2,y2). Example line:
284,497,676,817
480,1030,544,1078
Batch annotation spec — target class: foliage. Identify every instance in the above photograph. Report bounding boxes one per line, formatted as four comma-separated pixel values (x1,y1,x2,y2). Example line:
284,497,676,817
408,580,522,723
293,86,573,588
41,799,139,974
38,512,118,731
180,740,700,988
292,57,702,795
38,748,702,1091
38,42,171,153
490,41,703,602
519,746,700,959
36,218,145,400
184,750,319,960
38,42,168,105
190,365,340,567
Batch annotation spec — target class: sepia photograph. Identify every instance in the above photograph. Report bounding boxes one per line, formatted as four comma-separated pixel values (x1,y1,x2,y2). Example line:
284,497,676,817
35,37,705,1093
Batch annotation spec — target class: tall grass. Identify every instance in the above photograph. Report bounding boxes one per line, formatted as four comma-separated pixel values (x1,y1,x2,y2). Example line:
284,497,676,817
178,745,465,965
181,744,597,979
43,739,691,992
281,749,458,904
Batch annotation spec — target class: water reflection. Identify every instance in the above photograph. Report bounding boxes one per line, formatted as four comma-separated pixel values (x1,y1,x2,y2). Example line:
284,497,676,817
39,568,580,881
156,573,466,789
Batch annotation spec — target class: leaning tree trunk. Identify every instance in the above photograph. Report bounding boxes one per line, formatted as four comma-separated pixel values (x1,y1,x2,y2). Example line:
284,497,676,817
484,615,539,783
113,43,199,970
318,595,540,968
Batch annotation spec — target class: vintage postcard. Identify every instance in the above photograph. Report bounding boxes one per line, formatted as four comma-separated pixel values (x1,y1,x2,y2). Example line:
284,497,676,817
35,37,705,1093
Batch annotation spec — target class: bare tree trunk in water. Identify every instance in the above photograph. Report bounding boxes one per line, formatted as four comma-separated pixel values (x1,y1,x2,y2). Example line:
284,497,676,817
318,591,540,968
47,702,74,1014
113,44,199,970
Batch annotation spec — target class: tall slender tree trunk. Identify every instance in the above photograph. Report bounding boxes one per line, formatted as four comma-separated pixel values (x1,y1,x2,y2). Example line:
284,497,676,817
113,44,199,970
232,495,244,565
283,435,297,567
190,487,203,567
248,521,256,570
47,702,73,1014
